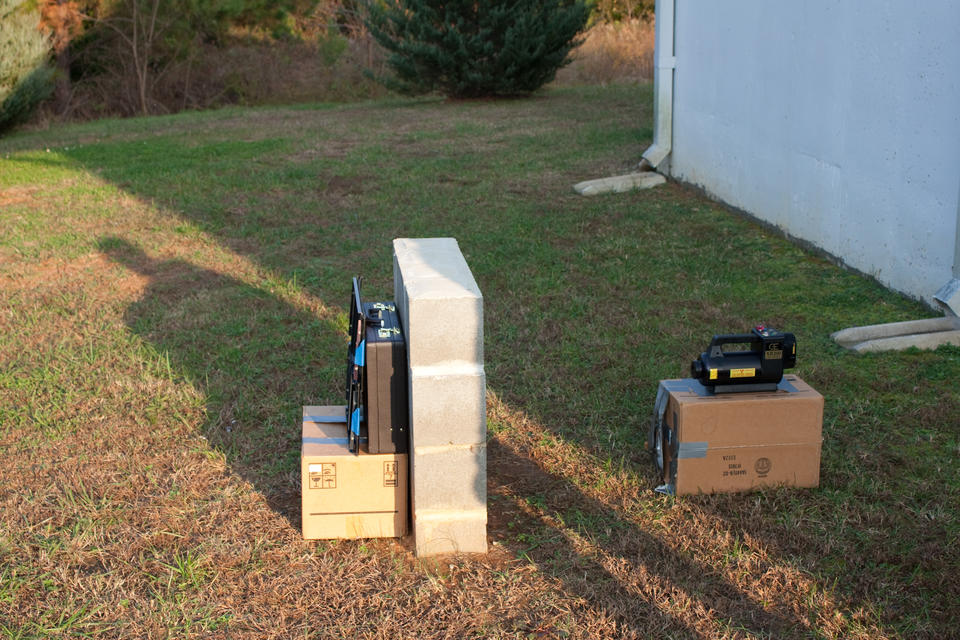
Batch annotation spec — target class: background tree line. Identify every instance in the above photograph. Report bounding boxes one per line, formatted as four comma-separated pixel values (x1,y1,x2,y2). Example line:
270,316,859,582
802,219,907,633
1,0,653,134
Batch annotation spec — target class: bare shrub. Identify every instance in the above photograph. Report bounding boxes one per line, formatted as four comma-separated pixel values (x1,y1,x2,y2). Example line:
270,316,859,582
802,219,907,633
41,0,390,121
554,18,655,86
62,31,389,121
189,35,389,107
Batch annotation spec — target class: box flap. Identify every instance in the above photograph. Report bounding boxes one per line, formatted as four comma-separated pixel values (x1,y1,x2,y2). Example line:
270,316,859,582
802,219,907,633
302,406,350,456
665,375,824,448
303,405,346,422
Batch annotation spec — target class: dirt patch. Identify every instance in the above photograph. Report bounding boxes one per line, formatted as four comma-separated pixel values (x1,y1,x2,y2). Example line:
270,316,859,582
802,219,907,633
0,185,40,207
0,252,149,300
321,174,367,198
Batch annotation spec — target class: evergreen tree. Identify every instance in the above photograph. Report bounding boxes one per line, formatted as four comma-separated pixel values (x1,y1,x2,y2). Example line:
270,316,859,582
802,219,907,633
0,0,54,134
364,0,591,98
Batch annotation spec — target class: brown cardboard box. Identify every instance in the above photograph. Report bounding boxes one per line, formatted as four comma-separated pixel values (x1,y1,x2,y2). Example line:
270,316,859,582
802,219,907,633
301,405,408,539
652,375,823,495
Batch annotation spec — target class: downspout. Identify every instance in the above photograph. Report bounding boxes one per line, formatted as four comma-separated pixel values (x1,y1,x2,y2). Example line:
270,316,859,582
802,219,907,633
933,177,960,316
571,1,674,196
640,0,676,171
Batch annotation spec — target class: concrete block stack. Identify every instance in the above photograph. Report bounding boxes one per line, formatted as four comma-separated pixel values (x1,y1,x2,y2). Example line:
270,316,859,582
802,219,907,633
393,238,487,556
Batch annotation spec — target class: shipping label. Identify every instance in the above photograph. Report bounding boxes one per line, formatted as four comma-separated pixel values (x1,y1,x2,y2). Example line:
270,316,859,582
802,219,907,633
721,454,747,477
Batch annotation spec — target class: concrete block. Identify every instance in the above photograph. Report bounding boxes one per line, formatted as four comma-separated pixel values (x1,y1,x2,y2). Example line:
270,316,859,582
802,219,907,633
411,444,487,513
393,238,481,291
409,370,486,447
395,253,478,289
404,271,481,300
394,239,483,368
405,295,483,368
414,509,488,556
393,237,487,556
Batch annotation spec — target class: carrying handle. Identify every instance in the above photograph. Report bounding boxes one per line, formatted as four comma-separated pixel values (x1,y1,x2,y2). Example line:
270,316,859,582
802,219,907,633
352,276,364,322
348,276,366,348
351,276,386,326
707,333,760,358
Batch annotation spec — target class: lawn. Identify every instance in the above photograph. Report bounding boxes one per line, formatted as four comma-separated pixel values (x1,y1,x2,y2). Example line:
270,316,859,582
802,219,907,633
0,84,957,639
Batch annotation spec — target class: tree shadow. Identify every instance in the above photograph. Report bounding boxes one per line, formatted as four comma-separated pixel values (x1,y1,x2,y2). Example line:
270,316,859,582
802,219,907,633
97,236,347,528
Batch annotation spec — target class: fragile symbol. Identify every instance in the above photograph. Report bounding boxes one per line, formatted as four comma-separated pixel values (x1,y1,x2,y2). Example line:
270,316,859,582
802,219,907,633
383,461,398,487
309,463,337,489
755,457,772,477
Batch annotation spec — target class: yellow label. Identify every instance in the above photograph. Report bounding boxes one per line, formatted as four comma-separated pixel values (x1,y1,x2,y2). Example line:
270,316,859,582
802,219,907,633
709,369,718,380
730,368,755,378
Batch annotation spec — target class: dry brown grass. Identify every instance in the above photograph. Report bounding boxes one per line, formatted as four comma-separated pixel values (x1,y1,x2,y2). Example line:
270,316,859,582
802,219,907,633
555,19,656,86
486,394,891,640
1,85,956,638
0,185,40,207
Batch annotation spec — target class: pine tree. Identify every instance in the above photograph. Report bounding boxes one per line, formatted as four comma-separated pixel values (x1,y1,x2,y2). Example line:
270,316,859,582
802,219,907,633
364,0,591,98
0,0,54,134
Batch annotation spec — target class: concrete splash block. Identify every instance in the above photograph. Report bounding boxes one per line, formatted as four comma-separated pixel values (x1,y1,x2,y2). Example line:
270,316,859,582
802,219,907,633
832,316,960,352
573,172,666,196
393,238,487,555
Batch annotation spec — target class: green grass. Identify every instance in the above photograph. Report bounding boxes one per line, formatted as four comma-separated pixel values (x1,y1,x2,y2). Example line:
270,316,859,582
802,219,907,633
0,84,957,638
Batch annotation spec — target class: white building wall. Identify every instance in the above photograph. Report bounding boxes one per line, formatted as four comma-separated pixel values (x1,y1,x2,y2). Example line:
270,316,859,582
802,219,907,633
668,1,960,304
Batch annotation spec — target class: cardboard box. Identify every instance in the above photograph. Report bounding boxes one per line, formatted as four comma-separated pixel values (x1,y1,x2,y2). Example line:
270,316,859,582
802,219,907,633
302,405,408,539
652,375,823,495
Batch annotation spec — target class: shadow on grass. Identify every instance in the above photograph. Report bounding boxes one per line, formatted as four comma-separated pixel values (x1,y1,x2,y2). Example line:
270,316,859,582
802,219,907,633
95,235,803,637
97,236,347,529
487,435,812,639
91,231,933,637
11,94,944,635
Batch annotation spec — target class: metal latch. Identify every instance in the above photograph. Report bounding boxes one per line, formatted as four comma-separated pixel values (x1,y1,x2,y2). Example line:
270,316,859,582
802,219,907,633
378,326,401,338
372,303,395,312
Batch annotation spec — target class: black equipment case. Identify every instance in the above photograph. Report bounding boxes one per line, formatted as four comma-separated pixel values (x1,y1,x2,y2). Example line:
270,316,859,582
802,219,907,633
690,325,796,393
346,277,409,454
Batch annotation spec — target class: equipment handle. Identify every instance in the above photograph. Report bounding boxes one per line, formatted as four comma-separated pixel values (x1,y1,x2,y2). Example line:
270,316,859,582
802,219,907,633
352,276,386,326
708,333,760,357
352,276,364,323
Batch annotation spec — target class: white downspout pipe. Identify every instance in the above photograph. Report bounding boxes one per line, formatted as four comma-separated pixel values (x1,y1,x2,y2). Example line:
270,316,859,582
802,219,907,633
933,178,960,316
571,1,674,196
641,0,676,170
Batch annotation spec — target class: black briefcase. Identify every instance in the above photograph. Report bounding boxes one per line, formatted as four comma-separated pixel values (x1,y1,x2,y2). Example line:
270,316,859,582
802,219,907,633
346,277,409,454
